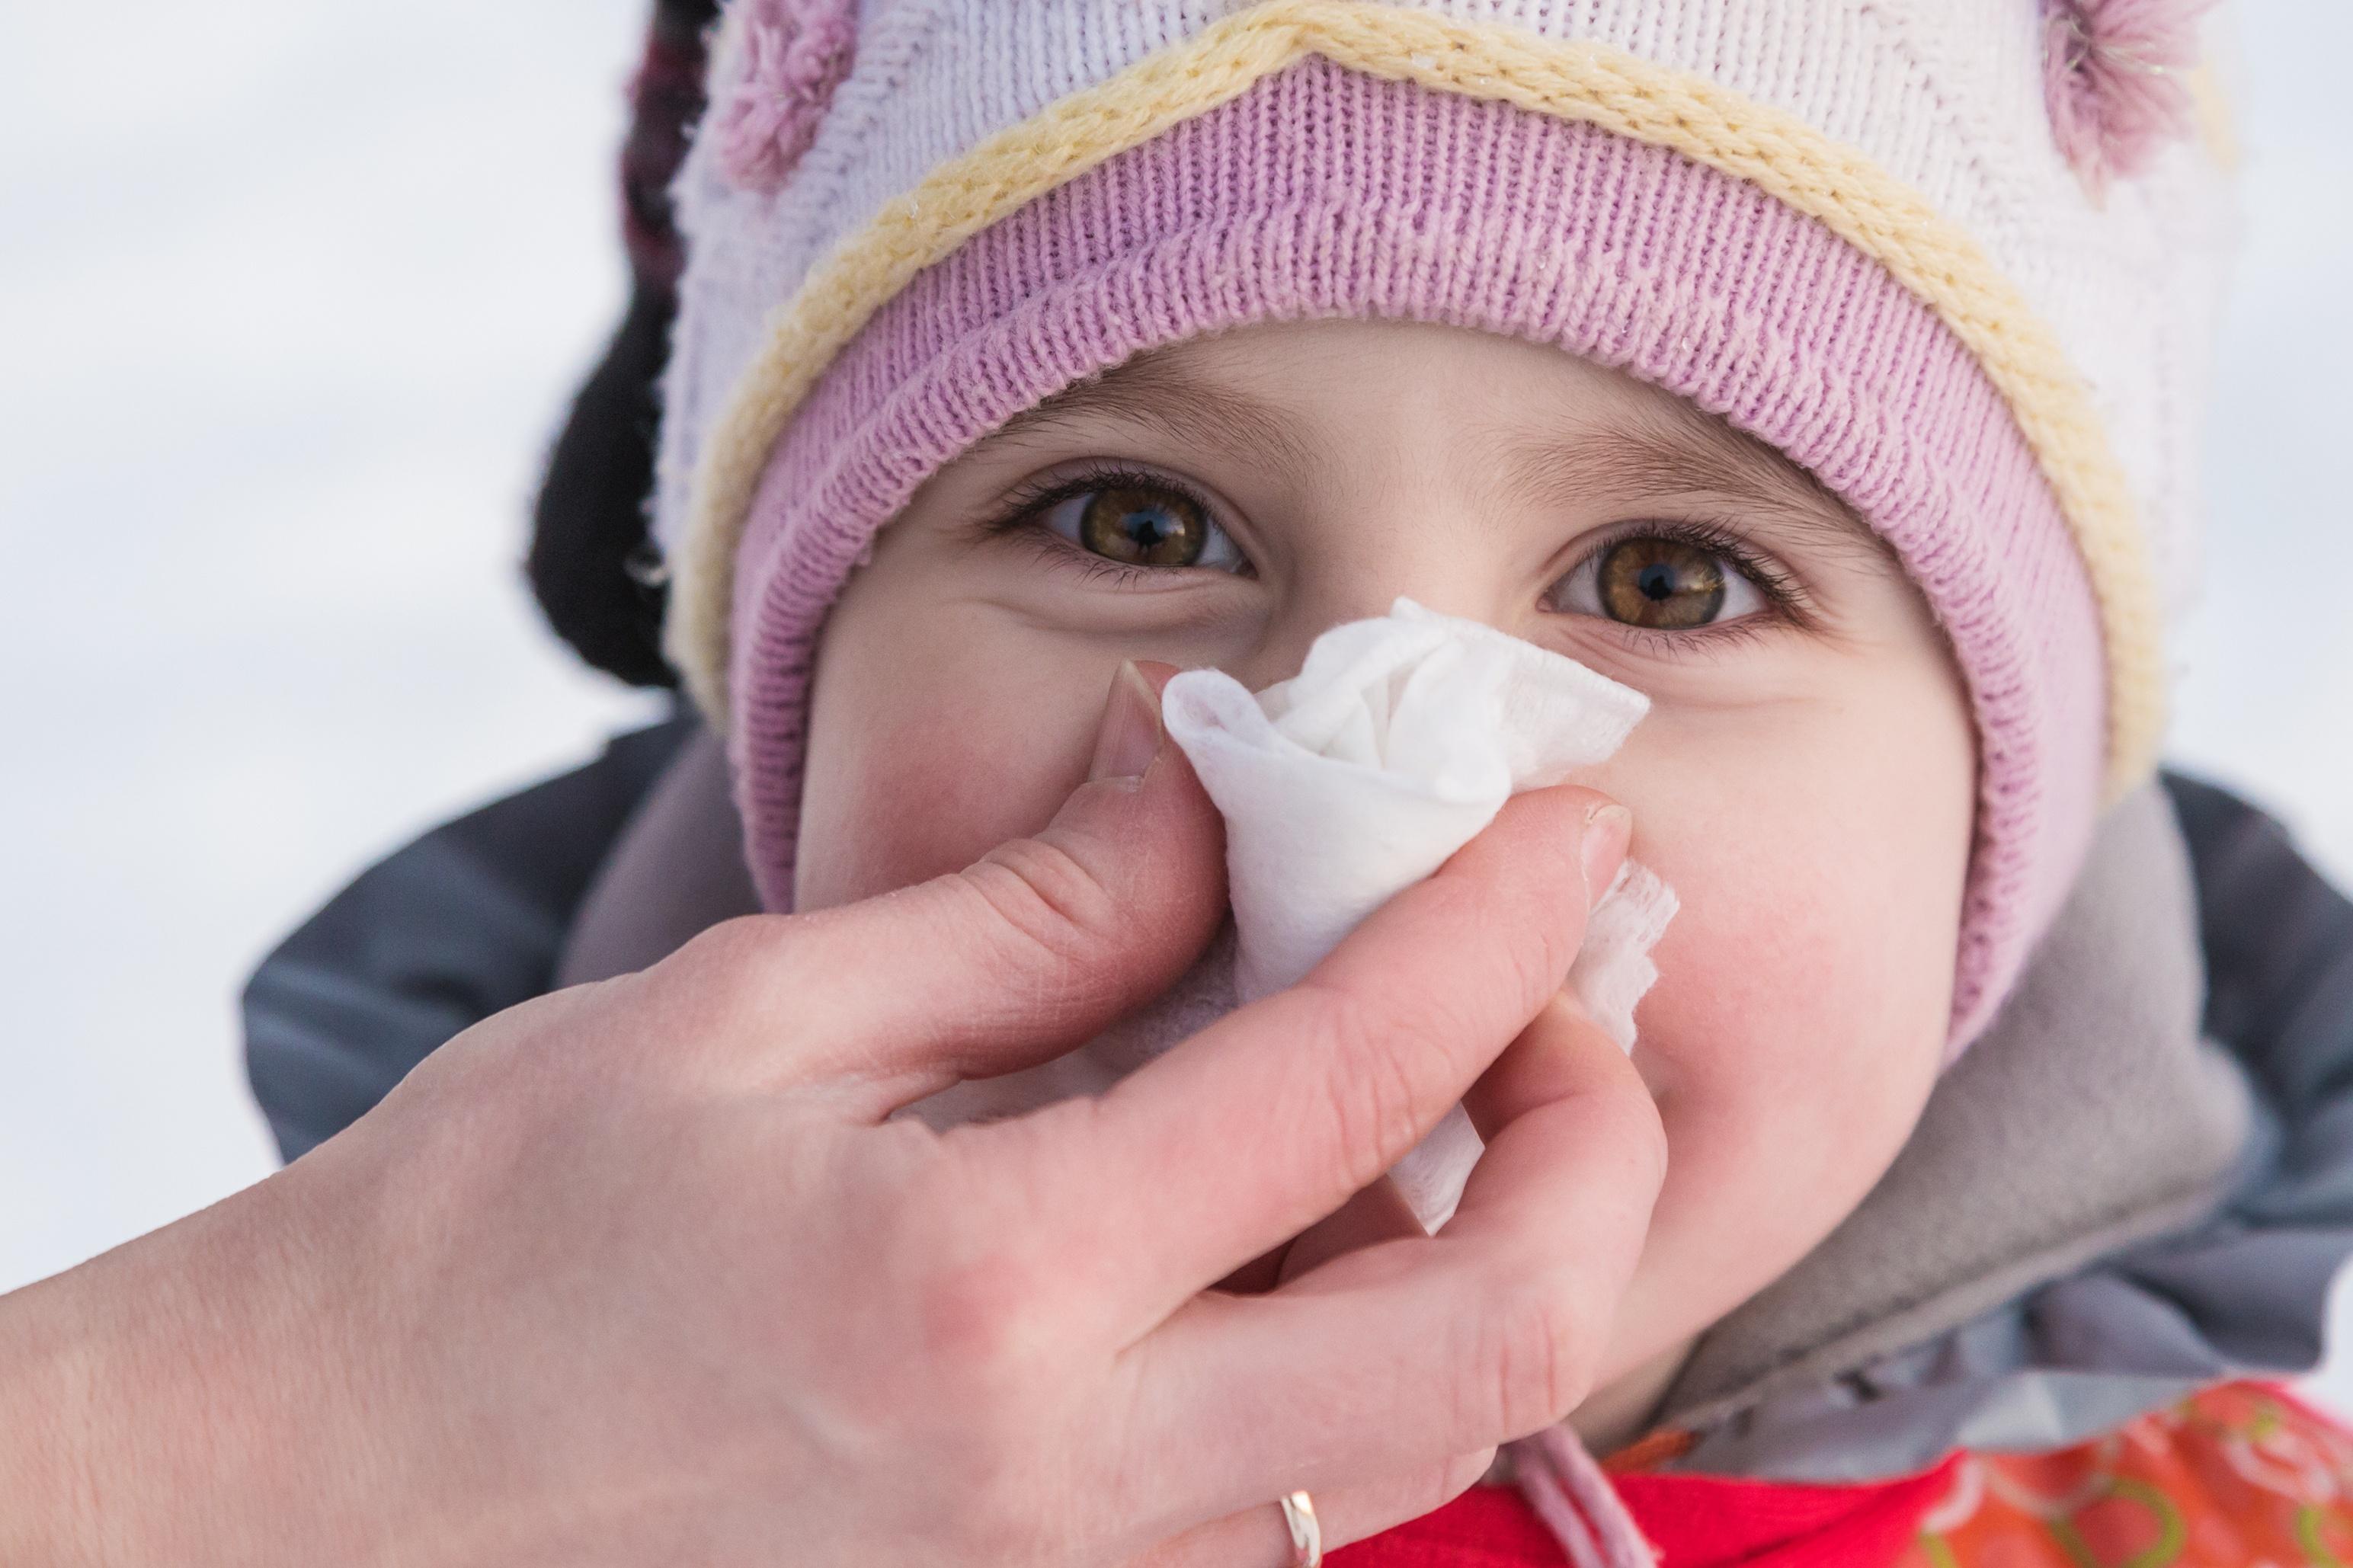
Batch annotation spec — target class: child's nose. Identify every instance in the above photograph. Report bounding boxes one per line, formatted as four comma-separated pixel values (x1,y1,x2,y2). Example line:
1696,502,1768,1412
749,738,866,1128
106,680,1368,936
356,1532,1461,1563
1238,542,1510,688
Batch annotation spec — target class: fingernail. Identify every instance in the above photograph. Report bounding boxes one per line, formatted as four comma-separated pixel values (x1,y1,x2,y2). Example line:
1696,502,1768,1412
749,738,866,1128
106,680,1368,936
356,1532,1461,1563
1088,661,1164,785
1581,804,1633,907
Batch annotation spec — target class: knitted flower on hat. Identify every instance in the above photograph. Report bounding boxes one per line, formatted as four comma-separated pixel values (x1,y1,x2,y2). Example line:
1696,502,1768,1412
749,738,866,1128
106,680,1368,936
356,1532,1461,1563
2043,0,2219,195
712,0,856,194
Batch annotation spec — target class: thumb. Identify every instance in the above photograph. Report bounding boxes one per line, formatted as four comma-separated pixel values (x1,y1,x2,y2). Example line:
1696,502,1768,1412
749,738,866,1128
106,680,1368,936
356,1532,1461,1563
658,661,1229,1108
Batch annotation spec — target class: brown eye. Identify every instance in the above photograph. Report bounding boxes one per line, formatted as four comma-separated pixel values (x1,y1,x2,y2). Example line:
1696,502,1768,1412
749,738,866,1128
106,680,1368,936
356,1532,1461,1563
1078,486,1209,567
1035,480,1248,574
1596,537,1728,629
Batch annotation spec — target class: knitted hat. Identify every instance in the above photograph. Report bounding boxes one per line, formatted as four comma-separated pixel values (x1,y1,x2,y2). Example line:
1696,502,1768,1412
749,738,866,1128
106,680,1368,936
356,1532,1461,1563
653,0,2233,1045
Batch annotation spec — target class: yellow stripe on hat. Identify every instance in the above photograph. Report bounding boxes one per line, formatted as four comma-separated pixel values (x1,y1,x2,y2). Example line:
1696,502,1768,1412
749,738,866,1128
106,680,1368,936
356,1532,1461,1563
668,0,2166,799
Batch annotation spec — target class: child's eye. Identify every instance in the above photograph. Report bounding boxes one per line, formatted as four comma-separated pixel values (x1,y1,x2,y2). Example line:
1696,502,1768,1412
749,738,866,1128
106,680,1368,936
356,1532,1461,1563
1037,484,1247,572
1546,534,1769,630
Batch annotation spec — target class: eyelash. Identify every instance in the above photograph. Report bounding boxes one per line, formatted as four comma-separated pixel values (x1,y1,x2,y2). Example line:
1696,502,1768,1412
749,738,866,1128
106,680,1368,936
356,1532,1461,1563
978,462,1244,587
1558,516,1816,651
980,466,1816,639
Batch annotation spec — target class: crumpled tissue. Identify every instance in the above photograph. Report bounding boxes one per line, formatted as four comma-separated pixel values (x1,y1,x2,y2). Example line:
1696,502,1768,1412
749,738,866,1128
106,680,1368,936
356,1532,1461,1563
1161,600,1676,1227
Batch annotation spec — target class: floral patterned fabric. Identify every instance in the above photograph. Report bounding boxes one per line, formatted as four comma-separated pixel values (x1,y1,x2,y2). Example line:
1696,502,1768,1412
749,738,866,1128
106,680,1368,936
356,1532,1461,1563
1901,1384,2353,1568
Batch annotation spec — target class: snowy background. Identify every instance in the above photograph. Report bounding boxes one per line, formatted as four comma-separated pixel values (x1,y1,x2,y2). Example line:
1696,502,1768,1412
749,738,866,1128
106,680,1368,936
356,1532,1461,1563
2,0,2348,1402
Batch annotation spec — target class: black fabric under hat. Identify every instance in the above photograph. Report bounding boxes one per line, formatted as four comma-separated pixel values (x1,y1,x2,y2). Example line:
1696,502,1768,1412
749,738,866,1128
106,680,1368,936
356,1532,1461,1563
527,0,717,690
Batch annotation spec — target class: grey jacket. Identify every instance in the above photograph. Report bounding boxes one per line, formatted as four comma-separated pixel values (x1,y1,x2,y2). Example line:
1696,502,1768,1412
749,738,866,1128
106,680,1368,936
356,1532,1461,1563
241,721,2353,1478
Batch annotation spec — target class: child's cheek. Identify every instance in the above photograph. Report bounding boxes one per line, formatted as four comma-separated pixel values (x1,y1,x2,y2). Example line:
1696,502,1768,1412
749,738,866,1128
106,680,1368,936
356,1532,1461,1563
795,634,1112,912
1600,695,1969,1125
1585,714,1968,1356
1637,821,1951,1127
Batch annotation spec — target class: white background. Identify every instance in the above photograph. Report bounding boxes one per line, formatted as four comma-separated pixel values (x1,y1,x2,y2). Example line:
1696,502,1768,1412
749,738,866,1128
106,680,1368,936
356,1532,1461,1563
3,0,2348,1402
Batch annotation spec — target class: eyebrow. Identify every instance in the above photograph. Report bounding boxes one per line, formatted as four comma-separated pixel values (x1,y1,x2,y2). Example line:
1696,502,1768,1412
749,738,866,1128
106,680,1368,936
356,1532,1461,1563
970,344,1882,562
1491,396,1888,565
965,348,1326,482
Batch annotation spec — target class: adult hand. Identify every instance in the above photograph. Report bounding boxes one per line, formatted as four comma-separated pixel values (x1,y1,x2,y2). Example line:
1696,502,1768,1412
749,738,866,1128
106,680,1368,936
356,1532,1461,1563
0,668,1663,1566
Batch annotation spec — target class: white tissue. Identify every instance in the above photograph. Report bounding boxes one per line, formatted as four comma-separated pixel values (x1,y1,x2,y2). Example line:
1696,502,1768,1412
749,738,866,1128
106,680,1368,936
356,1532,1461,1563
1162,599,1677,1228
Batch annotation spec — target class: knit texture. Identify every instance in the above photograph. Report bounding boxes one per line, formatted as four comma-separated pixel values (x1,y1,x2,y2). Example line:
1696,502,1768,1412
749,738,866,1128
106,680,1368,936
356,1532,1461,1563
660,2,2232,775
657,0,2233,1050
727,58,2104,1044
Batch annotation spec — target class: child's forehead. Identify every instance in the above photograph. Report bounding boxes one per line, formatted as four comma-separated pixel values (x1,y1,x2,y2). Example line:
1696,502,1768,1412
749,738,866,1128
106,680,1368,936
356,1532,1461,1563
972,321,1874,549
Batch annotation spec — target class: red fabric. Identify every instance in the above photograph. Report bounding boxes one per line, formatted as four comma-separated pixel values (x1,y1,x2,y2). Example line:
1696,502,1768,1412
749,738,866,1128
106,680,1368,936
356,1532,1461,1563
1331,1457,1963,1568
1615,1460,1963,1568
1330,1483,1577,1567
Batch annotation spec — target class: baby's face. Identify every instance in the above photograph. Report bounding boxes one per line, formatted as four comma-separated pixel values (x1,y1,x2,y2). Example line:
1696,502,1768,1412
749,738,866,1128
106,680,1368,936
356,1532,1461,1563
796,319,1974,1406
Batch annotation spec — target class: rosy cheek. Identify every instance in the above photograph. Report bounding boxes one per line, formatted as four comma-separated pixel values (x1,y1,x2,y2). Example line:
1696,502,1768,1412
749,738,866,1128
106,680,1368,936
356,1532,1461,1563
790,600,1119,904
1636,771,1958,1122
798,677,1097,908
1589,718,1966,1353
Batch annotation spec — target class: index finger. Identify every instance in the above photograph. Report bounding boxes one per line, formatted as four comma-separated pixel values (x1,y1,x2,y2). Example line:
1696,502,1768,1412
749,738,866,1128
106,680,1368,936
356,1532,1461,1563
1045,785,1630,1324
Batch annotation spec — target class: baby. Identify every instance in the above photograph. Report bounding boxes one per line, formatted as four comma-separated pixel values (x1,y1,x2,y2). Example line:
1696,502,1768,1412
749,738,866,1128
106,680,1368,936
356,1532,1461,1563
245,0,2353,1562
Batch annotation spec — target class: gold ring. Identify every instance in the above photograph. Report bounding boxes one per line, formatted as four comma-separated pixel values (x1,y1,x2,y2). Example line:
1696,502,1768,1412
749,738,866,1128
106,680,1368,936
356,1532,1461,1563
1279,1490,1322,1568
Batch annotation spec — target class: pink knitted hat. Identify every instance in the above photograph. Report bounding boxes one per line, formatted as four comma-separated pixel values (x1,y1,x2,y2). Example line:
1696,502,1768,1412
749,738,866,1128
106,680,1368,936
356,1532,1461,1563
654,0,2233,1047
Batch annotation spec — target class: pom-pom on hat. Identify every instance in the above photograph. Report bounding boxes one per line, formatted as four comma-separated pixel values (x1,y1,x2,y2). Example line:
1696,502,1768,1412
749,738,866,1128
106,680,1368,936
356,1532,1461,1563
652,0,2234,1048
2043,0,2222,196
